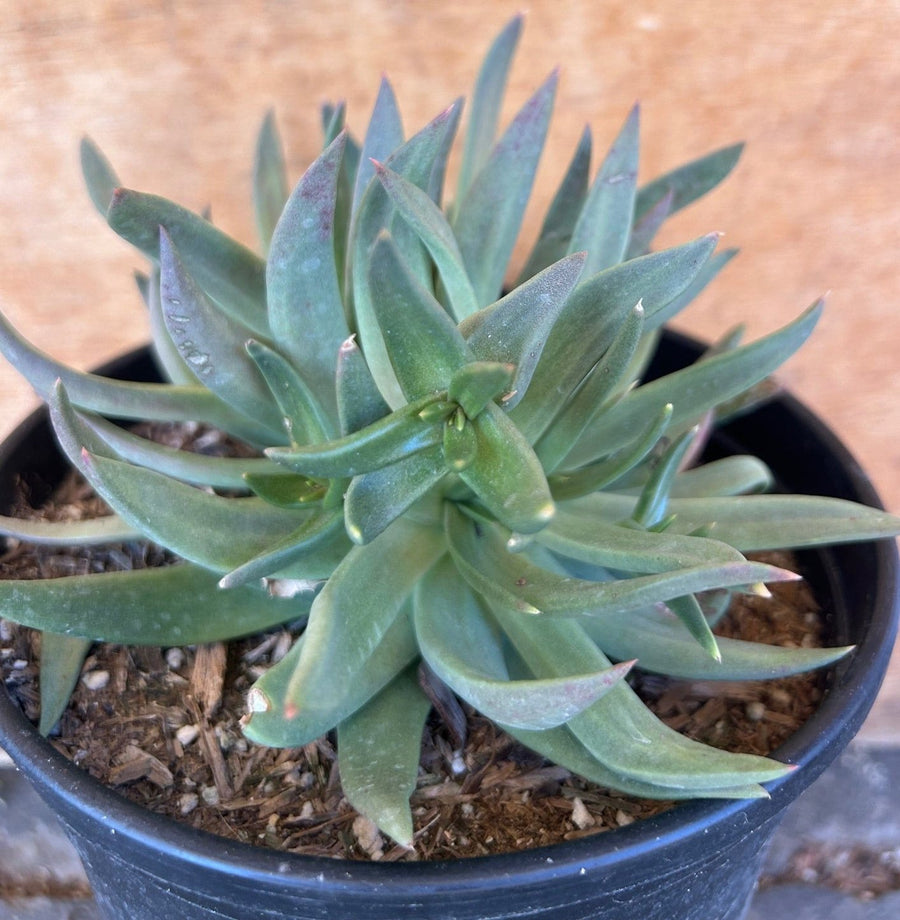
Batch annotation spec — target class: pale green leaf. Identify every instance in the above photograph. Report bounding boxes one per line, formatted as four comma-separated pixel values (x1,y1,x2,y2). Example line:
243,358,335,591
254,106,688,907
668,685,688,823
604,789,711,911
565,300,824,467
267,392,450,478
569,104,639,275
367,232,470,400
454,14,523,209
159,229,286,438
107,189,269,335
373,162,479,320
582,604,853,681
0,563,301,644
266,133,350,425
282,518,445,720
79,451,307,573
415,558,633,730
253,109,290,254
79,136,120,217
461,252,586,410
338,666,431,847
243,603,418,749
458,402,555,534
516,126,592,284
453,72,558,306
344,445,446,545
38,632,92,736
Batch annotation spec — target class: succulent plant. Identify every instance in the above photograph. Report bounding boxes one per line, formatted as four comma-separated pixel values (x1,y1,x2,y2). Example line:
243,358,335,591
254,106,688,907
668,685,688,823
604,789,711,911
1,16,898,848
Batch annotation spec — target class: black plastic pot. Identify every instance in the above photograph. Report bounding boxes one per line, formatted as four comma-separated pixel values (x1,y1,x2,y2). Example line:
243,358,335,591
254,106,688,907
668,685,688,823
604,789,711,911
1,335,897,920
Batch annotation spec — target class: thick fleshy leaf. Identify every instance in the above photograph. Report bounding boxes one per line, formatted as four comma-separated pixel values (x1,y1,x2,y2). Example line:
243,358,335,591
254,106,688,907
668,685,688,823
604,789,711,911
367,232,471,400
448,361,515,419
661,494,900,550
373,162,479,320
243,602,418,748
535,302,645,472
569,104,639,276
494,608,792,790
634,142,744,224
461,252,586,410
443,411,478,472
246,339,332,444
79,136,120,217
49,383,275,491
79,451,307,573
266,132,350,425
626,188,673,259
630,428,699,529
446,507,798,617
267,393,451,478
458,402,555,535
282,518,445,719
582,604,853,681
453,72,558,307
336,335,391,435
507,723,768,800
644,248,739,332
159,230,286,438
548,405,673,500
352,77,405,219
0,563,301,644
415,558,633,730
253,109,290,254
337,666,431,847
511,234,719,442
0,513,138,546
665,593,721,661
516,126,592,284
243,472,326,509
107,189,268,335
454,14,523,209
145,266,198,386
565,300,825,467
344,445,446,545
532,509,745,574
351,106,462,407
0,310,274,444
669,456,774,498
38,632,92,736
218,506,350,588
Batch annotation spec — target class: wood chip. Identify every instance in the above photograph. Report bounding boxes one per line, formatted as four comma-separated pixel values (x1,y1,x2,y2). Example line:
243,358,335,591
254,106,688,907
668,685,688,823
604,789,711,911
191,642,227,716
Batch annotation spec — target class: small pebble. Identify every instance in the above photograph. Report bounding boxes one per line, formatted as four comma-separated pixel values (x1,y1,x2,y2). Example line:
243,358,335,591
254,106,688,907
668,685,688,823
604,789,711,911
616,810,635,827
165,648,186,670
571,797,594,830
745,701,767,721
179,792,199,815
176,724,200,747
201,785,220,805
82,670,110,690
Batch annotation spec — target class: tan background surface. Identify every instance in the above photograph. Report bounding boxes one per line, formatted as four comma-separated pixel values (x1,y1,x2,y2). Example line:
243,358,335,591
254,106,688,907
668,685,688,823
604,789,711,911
0,1,898,740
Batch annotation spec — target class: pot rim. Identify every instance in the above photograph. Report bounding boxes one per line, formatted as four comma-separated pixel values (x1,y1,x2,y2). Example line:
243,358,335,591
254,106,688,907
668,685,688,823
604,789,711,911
1,338,897,895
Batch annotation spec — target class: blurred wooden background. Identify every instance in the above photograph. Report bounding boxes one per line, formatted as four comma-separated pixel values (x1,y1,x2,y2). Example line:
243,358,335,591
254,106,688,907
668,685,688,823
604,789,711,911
0,0,897,740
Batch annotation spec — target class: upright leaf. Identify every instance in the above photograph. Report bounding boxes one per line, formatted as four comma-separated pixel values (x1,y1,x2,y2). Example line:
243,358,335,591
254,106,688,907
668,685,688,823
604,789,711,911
79,136,120,217
569,104,639,276
453,72,558,306
159,230,286,438
367,232,470,400
107,189,269,335
338,666,431,847
266,133,350,425
461,252,586,410
253,109,290,254
351,77,404,219
454,14,523,209
516,126,592,284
